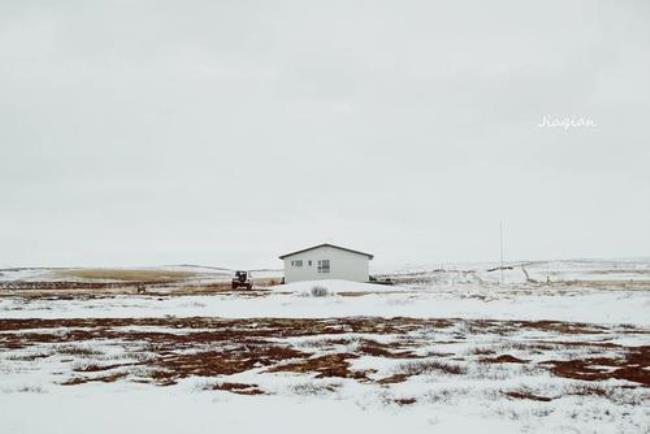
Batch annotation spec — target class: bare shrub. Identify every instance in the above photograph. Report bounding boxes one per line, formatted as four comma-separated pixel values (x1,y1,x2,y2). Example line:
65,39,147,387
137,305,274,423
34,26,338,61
7,352,51,361
422,387,470,404
471,347,496,355
395,359,466,376
608,388,650,406
531,407,554,418
57,345,103,357
566,384,610,398
563,384,650,406
470,363,511,380
310,285,329,297
16,385,46,393
291,382,340,396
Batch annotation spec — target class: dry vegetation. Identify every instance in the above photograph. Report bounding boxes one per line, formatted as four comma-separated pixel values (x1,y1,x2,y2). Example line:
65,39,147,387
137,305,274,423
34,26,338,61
1,316,649,395
54,268,200,282
0,276,280,296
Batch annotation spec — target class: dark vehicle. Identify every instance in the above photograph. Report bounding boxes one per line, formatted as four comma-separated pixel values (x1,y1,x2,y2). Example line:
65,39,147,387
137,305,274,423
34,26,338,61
231,270,253,290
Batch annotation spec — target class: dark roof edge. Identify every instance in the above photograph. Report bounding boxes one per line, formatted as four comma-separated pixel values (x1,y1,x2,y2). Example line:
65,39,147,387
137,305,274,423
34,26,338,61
279,243,374,260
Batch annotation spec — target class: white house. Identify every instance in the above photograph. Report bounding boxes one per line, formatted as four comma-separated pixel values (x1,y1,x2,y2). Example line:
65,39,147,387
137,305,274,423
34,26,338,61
279,243,374,283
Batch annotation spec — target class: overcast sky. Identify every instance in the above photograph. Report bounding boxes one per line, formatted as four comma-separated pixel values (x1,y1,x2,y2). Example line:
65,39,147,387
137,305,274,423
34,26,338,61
1,0,649,269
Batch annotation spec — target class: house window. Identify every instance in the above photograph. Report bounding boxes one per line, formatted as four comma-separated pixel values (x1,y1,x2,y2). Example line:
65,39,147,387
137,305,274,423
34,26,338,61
317,259,330,273
292,260,303,267
308,260,312,266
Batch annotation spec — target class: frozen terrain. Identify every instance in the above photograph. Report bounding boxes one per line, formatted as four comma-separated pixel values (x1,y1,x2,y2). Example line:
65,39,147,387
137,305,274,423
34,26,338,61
1,259,649,433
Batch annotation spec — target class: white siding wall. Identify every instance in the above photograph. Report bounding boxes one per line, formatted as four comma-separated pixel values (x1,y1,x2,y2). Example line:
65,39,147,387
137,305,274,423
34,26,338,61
283,246,370,283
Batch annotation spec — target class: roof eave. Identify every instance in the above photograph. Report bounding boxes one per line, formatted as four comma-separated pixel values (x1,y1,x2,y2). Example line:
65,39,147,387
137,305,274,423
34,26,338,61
279,243,374,260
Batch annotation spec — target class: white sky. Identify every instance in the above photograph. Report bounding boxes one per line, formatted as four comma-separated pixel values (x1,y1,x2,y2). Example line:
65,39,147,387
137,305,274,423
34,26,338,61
1,0,649,269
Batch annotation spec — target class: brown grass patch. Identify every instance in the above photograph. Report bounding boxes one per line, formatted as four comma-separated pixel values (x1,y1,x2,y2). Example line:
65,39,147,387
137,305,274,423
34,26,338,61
74,362,140,372
4,316,649,393
268,353,367,380
504,390,553,402
61,372,127,385
357,339,420,359
151,345,306,384
268,353,369,379
517,320,607,335
542,346,650,386
208,382,265,395
394,398,417,405
55,268,198,282
480,354,529,364
377,374,410,384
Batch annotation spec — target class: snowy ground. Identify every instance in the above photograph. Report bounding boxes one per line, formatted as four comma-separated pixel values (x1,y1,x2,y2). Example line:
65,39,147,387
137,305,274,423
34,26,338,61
1,259,649,433
1,279,649,326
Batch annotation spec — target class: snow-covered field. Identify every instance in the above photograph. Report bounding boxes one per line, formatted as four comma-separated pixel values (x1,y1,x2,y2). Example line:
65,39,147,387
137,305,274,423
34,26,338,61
2,278,649,326
1,259,649,433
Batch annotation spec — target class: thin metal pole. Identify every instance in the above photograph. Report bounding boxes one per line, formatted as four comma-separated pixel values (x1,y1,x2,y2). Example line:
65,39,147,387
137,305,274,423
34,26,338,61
500,221,504,285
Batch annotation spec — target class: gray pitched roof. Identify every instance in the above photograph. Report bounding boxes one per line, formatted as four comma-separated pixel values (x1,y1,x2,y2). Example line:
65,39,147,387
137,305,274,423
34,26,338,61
278,243,374,260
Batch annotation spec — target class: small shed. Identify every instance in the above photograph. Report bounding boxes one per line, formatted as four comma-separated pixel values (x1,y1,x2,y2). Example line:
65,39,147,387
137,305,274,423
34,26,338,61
279,243,374,283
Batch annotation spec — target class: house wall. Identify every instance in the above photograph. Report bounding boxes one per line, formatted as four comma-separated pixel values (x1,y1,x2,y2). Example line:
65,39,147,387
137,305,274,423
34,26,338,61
282,245,370,283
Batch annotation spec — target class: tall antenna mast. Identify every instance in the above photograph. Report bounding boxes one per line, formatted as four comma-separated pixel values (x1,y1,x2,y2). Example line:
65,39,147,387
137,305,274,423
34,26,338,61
499,221,504,285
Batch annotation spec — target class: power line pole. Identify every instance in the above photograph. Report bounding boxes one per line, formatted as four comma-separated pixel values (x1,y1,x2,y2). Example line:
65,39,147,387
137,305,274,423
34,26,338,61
499,221,504,285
